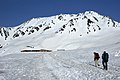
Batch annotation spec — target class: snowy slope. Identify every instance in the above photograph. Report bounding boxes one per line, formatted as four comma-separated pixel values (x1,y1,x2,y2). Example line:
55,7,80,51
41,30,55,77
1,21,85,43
0,11,119,41
0,46,120,80
0,11,120,80
0,11,120,55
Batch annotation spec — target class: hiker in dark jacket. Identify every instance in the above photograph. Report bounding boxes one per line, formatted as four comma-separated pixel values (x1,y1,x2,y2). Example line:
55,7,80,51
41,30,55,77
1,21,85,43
102,51,109,70
94,52,100,67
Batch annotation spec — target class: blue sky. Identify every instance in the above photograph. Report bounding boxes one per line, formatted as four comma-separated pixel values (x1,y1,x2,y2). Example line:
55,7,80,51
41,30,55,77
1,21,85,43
0,0,120,27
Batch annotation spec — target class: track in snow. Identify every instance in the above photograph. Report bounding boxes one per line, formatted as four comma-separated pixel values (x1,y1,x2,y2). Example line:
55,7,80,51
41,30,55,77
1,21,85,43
0,51,120,80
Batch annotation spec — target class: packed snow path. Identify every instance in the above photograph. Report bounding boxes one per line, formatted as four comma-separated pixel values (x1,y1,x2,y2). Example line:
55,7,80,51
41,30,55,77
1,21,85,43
0,50,120,80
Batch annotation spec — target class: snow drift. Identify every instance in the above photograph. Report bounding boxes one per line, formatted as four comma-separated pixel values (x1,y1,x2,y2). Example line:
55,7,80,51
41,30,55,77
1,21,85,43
0,11,120,80
0,11,120,55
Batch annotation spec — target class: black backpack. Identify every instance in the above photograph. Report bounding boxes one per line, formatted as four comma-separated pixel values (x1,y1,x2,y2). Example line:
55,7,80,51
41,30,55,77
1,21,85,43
103,53,109,62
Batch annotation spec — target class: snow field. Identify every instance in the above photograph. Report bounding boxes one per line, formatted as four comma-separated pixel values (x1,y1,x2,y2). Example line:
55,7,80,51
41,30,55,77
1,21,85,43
0,47,120,80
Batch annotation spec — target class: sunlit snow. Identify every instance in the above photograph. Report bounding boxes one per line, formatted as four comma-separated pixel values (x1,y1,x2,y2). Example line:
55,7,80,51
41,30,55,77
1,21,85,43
0,11,120,80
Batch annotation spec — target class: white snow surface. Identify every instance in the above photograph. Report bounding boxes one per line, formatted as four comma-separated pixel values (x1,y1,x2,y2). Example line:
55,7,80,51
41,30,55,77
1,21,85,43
0,48,120,80
0,11,120,80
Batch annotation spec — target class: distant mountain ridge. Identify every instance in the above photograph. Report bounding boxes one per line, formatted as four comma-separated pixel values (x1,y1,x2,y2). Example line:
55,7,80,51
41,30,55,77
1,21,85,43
0,11,120,54
0,11,119,41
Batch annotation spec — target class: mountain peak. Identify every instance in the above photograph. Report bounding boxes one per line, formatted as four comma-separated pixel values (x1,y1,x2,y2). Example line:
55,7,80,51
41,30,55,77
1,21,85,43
84,11,98,14
0,11,119,41
0,11,120,54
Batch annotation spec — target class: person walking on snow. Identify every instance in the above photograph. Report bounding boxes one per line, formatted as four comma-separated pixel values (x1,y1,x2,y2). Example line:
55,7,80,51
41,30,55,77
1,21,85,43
94,52,100,67
102,51,109,70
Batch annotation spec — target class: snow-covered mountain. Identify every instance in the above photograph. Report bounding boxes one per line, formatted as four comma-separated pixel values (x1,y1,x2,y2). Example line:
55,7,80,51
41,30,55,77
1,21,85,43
0,11,120,80
0,11,119,40
0,11,120,55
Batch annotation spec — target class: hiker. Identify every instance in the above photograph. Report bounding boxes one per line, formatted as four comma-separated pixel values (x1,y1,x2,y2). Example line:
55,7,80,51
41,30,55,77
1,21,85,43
94,52,100,67
102,51,109,70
